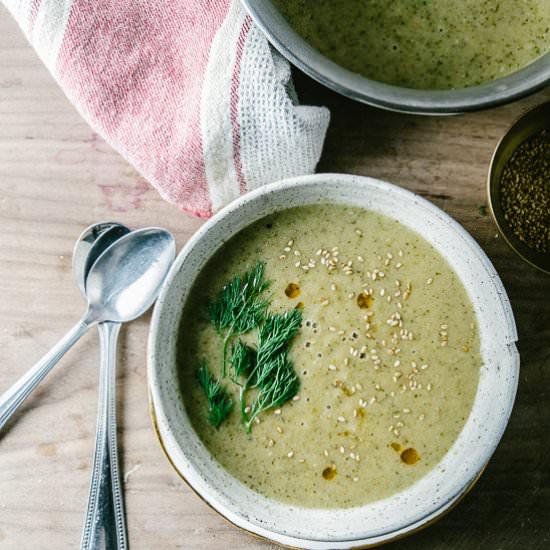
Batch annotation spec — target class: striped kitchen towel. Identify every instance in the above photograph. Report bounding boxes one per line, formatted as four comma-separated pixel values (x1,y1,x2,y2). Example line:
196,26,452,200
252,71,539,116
2,0,329,217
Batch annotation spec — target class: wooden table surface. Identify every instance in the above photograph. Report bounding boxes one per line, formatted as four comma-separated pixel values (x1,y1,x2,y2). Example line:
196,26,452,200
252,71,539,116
1,7,549,550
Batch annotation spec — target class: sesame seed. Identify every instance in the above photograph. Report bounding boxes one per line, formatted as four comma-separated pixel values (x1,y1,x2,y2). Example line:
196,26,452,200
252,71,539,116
339,446,345,454
324,449,329,457
418,414,425,421
427,383,433,391
268,439,275,447
321,299,329,306
294,250,301,256
328,364,337,371
288,239,294,246
274,409,282,415
276,426,283,434
355,229,363,236
294,261,301,267
293,395,301,401
337,416,346,423
330,283,337,291
299,458,305,463
398,250,403,257
402,408,411,414
396,262,402,269
426,277,433,285
279,254,286,260
287,451,294,458
284,246,291,252
357,255,364,262
353,476,359,482
244,406,251,414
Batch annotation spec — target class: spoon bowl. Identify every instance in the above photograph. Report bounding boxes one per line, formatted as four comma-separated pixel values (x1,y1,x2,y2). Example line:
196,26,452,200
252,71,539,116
73,222,128,296
85,228,176,323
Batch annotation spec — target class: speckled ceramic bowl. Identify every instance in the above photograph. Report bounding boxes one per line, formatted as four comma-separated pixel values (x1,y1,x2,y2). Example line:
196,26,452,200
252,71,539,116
148,174,519,549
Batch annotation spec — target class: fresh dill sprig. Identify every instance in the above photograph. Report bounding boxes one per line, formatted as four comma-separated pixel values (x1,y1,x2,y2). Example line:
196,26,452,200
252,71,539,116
196,364,233,428
254,310,302,380
202,264,302,432
208,262,270,377
244,354,300,432
239,309,302,432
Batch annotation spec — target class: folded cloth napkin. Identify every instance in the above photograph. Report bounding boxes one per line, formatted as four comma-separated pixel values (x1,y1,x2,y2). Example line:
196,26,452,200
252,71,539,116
3,0,329,217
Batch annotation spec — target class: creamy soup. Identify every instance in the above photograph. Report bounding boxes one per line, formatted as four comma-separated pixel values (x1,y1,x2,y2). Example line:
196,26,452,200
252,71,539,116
178,205,481,508
273,0,550,90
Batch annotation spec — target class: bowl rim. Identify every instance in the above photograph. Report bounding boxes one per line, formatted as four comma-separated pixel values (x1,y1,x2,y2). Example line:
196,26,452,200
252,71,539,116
148,173,519,549
241,0,550,114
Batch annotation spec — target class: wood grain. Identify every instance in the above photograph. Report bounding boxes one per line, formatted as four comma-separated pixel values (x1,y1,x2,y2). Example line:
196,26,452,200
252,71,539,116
0,6,549,549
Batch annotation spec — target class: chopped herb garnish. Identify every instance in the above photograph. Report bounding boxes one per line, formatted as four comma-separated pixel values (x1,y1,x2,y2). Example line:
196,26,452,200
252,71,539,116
196,364,233,428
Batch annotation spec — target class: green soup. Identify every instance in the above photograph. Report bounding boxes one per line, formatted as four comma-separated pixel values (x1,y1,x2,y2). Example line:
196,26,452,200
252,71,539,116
178,205,481,508
273,0,550,90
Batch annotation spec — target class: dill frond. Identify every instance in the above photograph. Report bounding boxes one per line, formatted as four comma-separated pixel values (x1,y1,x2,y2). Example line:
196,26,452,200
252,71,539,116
231,340,256,379
196,364,233,428
244,354,300,432
207,262,270,376
241,310,302,431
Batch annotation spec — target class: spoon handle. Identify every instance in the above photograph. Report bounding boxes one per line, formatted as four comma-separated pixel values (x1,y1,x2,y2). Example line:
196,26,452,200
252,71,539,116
81,321,127,550
0,318,90,431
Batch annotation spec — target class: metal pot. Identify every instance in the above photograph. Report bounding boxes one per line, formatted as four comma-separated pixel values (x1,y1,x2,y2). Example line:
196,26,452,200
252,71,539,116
242,0,550,115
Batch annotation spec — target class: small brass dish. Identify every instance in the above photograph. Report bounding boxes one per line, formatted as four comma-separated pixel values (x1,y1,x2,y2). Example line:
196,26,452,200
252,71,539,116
488,101,550,274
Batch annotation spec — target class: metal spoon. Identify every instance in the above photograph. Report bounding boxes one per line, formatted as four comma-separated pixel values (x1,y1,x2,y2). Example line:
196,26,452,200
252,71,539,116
0,227,176,432
73,222,130,550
